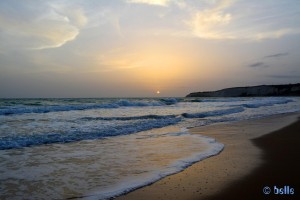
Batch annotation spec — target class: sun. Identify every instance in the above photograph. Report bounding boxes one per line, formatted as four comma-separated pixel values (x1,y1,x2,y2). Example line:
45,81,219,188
156,90,160,94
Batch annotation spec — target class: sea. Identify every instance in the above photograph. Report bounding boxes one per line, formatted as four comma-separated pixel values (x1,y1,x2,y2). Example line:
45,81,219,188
0,97,299,199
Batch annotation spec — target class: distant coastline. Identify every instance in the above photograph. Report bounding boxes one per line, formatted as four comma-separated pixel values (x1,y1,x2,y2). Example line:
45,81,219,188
186,83,300,97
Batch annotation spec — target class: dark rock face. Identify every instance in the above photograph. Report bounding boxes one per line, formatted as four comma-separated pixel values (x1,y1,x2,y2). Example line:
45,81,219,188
186,83,300,97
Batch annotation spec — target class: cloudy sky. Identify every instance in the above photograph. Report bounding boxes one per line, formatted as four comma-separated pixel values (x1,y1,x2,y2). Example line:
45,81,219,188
1,0,300,97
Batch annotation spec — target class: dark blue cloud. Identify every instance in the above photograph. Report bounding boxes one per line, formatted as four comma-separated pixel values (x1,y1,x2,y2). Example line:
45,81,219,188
267,75,300,79
264,52,289,59
249,62,269,68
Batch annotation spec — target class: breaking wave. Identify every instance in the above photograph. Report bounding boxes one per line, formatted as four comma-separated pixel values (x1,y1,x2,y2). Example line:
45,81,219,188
0,117,182,150
240,98,293,108
0,99,165,115
182,107,245,118
81,114,177,121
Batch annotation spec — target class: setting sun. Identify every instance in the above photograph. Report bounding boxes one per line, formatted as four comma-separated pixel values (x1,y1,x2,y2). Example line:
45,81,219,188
156,90,160,94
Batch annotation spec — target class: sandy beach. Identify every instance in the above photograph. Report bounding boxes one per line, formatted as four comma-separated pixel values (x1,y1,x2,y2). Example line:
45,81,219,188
117,112,300,200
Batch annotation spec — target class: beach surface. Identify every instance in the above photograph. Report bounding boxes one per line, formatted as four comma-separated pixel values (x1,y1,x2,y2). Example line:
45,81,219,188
117,113,300,200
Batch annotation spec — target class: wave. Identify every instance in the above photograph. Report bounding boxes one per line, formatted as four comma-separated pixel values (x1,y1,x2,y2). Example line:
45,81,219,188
0,99,165,116
0,104,118,115
159,98,179,105
86,134,224,200
116,99,163,107
188,98,245,103
0,117,182,150
240,98,293,108
81,114,177,121
182,107,245,118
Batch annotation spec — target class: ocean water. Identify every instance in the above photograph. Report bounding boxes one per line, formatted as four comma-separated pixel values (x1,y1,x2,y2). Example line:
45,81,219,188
0,97,299,199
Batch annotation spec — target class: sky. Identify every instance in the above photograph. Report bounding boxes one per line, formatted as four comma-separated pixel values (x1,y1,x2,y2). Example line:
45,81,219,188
0,0,300,98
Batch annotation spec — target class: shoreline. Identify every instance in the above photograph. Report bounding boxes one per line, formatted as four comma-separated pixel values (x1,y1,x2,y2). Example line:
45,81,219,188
207,114,300,200
117,112,299,200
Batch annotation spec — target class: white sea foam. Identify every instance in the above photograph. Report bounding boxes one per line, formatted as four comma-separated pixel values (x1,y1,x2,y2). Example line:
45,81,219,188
72,132,224,200
0,128,223,200
0,99,166,115
182,107,245,118
0,117,182,150
240,98,293,108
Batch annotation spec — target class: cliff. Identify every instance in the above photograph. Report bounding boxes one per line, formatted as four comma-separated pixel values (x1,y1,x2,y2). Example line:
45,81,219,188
186,83,300,97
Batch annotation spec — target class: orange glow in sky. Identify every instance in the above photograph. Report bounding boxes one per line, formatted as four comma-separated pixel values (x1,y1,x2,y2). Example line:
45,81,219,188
1,0,300,98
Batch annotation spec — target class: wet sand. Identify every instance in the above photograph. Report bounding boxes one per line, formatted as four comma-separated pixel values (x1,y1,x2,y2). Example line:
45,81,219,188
207,114,300,200
117,113,299,200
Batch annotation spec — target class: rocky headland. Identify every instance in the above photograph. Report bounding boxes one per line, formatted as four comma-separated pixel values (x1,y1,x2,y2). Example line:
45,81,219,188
186,83,300,97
